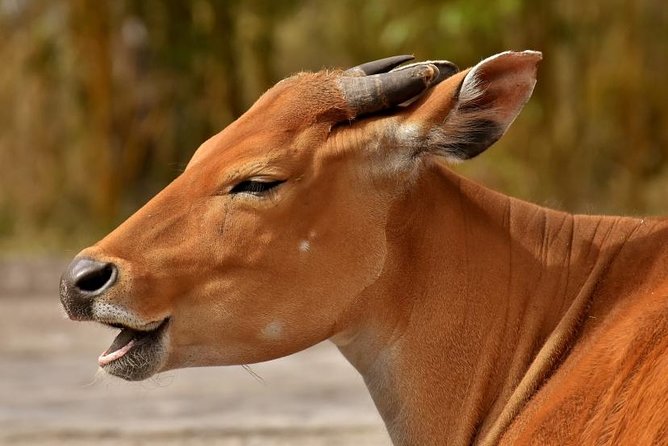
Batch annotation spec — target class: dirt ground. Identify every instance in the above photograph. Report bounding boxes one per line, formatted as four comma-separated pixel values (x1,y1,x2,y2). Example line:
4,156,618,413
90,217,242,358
0,258,389,445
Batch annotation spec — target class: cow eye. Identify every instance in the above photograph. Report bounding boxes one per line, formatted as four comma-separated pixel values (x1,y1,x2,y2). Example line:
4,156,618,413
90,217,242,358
229,179,285,196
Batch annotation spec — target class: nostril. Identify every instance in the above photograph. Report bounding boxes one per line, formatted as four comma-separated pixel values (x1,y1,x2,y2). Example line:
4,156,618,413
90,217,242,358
75,263,116,293
67,258,118,295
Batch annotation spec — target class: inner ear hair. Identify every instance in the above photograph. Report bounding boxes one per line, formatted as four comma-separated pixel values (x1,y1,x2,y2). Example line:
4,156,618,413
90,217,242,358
432,118,503,161
423,50,541,162
427,76,504,161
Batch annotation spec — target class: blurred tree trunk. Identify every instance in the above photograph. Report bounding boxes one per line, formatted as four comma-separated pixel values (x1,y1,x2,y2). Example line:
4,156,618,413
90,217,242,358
212,1,245,118
68,0,118,226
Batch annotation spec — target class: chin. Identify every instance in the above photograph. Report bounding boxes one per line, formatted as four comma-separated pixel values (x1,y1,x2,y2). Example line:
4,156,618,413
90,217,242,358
97,318,171,381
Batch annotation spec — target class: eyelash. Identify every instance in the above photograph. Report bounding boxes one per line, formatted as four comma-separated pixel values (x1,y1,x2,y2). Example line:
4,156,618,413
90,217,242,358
229,179,285,196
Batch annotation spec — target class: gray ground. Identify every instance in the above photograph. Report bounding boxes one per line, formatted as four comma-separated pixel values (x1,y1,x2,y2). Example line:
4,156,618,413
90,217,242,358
0,258,390,445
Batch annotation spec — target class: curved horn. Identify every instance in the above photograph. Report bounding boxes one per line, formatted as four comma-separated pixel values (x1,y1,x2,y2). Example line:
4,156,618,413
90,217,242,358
338,63,440,117
344,55,415,76
392,60,460,85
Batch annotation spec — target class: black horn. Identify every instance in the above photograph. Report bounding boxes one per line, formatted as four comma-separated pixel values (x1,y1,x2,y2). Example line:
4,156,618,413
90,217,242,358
392,60,459,84
338,63,440,117
345,55,415,76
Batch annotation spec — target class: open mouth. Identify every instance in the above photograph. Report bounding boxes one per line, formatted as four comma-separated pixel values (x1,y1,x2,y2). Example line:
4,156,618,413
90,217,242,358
97,318,170,380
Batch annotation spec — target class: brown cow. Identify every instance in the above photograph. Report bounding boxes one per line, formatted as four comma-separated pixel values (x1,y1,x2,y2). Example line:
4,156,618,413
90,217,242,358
60,51,668,445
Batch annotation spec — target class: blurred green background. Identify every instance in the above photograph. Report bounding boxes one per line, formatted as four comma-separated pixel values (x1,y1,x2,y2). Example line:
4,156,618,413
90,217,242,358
1,0,667,253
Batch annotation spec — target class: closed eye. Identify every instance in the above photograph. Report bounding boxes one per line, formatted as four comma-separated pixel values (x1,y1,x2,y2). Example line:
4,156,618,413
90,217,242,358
229,179,285,196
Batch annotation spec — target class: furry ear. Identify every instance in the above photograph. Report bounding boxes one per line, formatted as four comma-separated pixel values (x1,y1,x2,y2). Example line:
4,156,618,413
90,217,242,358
421,51,541,160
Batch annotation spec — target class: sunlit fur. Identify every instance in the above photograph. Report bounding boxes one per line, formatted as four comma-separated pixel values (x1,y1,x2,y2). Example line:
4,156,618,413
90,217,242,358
70,52,668,445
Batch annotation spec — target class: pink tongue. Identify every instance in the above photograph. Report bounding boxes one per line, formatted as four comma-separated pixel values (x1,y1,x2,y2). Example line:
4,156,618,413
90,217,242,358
98,340,134,366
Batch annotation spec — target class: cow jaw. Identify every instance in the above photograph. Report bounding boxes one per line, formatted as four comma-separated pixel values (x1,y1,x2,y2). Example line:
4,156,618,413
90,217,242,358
97,317,170,381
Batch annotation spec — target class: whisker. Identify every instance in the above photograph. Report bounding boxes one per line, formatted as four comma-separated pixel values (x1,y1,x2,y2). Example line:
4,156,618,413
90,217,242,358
151,372,175,388
242,364,265,384
82,367,108,387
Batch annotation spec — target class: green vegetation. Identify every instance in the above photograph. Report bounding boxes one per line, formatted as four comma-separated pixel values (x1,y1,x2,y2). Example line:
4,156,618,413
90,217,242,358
1,0,666,252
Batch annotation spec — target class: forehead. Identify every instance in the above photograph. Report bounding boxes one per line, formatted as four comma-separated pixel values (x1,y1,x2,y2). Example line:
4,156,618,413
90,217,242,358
186,70,347,171
254,70,348,125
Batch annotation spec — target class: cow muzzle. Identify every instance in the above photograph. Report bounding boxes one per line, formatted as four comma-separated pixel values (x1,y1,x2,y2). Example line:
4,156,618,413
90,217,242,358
59,255,171,380
60,257,118,320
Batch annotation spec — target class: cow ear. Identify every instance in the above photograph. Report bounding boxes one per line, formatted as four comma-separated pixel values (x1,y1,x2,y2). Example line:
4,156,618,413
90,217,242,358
418,50,541,161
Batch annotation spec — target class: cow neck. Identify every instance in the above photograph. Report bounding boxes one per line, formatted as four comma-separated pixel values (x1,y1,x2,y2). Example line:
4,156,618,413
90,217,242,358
333,160,656,446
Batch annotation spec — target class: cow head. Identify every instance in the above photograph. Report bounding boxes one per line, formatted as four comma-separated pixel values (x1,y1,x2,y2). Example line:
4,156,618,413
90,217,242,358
60,51,541,380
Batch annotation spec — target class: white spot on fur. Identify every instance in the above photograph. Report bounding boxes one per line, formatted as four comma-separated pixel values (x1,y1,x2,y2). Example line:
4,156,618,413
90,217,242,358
398,122,422,143
299,231,318,253
262,321,283,340
371,122,424,176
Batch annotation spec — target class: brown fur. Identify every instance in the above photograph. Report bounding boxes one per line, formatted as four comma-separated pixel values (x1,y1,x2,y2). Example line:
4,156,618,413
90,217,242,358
66,52,668,445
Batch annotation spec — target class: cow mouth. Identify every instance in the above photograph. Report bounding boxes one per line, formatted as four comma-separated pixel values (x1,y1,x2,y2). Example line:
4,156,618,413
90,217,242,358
98,317,170,381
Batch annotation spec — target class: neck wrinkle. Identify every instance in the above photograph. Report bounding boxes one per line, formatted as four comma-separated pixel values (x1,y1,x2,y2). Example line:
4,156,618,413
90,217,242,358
478,211,644,445
336,161,648,446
